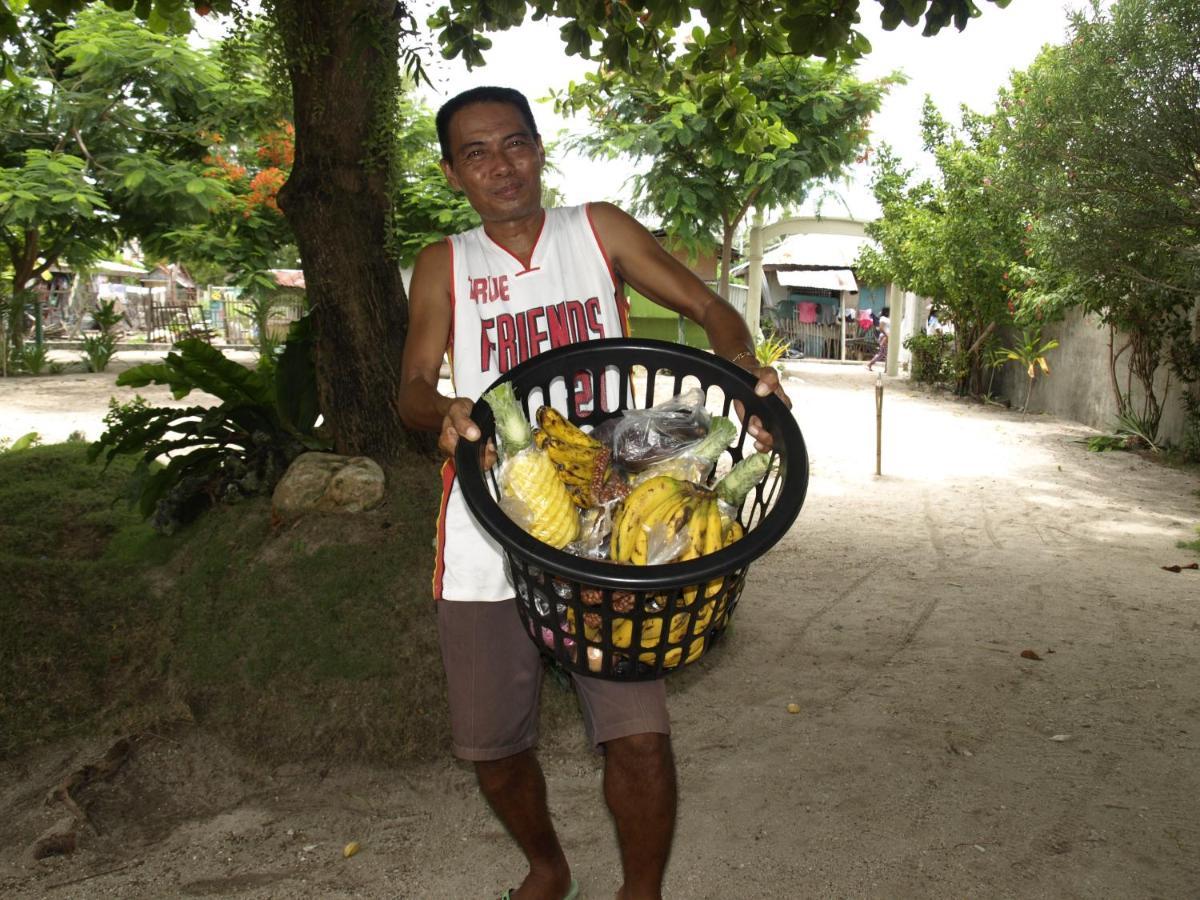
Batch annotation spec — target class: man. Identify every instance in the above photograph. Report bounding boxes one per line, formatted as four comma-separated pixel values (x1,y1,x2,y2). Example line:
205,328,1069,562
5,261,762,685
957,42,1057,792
398,86,790,900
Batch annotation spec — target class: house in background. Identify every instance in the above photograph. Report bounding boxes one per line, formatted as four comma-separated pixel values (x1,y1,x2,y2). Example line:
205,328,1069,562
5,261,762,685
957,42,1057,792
732,229,886,362
625,229,739,349
742,215,929,373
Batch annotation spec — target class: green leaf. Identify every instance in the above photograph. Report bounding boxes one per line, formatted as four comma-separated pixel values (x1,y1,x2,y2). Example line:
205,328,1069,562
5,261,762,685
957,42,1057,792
185,178,208,195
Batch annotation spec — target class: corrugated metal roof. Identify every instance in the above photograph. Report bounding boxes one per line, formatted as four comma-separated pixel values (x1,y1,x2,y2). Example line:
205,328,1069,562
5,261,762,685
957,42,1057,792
760,232,875,269
777,268,858,292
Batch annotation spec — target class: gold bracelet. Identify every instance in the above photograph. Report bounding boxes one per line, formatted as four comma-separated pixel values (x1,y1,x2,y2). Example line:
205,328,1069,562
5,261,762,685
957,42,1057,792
730,349,756,366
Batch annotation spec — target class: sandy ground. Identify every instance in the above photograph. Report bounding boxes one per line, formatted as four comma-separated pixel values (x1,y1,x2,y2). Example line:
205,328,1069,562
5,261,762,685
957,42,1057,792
2,359,1199,898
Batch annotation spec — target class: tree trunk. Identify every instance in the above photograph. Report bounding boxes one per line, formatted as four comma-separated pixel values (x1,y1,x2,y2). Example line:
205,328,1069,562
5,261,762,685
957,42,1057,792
7,231,40,356
273,0,430,459
718,223,734,302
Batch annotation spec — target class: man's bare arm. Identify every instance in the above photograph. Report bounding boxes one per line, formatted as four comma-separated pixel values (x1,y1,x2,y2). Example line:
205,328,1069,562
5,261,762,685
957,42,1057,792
398,241,481,454
588,203,756,352
588,203,791,448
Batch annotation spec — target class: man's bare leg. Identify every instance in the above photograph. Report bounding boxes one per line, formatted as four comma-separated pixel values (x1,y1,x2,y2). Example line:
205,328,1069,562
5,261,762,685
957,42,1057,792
604,732,677,900
476,749,573,900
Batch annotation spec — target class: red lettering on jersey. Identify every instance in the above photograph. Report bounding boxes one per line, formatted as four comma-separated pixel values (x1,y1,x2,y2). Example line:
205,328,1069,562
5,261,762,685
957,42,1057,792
496,314,518,372
546,303,572,347
585,296,605,337
480,318,496,372
566,300,588,343
468,275,510,304
527,307,548,357
514,310,530,362
469,278,488,303
574,372,593,413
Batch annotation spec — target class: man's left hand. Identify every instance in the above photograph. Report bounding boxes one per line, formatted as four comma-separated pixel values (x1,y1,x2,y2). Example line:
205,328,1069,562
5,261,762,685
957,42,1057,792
741,365,791,452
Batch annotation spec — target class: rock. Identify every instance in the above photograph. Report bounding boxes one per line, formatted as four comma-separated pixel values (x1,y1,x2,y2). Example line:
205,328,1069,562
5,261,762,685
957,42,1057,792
272,453,385,517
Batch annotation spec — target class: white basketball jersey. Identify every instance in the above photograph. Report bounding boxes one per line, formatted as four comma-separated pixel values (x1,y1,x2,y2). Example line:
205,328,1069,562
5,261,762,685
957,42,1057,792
434,204,629,601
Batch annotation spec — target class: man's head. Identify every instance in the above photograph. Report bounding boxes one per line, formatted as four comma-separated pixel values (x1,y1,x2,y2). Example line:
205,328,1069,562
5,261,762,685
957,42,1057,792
436,86,540,163
436,86,546,225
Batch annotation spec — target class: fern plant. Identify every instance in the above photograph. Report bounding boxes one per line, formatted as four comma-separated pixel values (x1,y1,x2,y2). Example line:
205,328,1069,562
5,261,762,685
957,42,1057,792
89,317,327,533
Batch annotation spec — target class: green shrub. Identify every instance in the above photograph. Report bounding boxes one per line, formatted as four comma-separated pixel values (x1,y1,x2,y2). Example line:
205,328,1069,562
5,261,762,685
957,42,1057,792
17,342,52,375
89,317,327,533
904,332,955,385
80,298,125,373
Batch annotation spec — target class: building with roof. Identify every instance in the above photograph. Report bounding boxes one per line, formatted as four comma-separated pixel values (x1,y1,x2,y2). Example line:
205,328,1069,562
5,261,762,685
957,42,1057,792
739,215,930,372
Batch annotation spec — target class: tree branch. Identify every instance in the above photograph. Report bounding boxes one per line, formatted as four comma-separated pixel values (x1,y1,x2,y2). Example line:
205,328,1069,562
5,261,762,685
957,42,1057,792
731,183,764,235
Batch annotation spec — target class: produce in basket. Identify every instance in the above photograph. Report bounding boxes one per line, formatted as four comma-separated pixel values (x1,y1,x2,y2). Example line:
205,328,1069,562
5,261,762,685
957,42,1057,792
482,382,580,549
608,451,773,570
598,387,712,472
632,415,738,485
715,451,772,508
531,405,625,506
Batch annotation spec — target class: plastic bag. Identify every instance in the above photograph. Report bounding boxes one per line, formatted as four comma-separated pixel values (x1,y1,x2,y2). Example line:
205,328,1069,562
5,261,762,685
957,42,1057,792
569,501,621,560
599,387,712,473
642,516,692,565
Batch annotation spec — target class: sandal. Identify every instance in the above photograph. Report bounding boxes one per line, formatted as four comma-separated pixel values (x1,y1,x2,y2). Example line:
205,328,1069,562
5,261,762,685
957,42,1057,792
499,879,579,900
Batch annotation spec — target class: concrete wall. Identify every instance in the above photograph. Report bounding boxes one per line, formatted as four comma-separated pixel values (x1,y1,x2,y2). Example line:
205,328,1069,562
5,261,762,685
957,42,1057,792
992,306,1196,446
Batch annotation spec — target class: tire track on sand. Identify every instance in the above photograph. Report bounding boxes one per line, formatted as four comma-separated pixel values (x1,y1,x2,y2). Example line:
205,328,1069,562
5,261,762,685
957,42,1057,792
828,592,940,711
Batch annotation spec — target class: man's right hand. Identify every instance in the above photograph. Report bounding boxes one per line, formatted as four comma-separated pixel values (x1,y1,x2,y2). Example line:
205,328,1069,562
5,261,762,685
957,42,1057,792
439,397,497,468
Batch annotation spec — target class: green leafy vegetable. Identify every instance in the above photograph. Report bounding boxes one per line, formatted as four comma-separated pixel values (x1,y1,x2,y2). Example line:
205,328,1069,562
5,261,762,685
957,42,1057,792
481,381,531,456
716,452,772,507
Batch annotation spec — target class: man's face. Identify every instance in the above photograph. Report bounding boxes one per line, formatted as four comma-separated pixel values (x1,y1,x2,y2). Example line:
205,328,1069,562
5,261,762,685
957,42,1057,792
440,101,545,224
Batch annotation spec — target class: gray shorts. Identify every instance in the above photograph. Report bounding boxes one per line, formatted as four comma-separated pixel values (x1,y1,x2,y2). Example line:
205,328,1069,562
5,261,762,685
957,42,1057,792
436,598,671,762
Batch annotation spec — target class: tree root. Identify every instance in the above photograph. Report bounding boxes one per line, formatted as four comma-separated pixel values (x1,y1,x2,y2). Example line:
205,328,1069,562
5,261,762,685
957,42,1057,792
35,736,137,857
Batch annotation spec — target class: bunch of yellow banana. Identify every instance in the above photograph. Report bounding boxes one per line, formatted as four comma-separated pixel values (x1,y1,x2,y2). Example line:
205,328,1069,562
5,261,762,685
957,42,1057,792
643,637,706,670
610,475,751,569
584,598,725,669
533,406,623,507
610,474,696,564
672,495,746,603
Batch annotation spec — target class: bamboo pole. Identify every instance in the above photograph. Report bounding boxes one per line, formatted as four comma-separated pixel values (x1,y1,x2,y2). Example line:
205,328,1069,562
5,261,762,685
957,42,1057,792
875,372,883,476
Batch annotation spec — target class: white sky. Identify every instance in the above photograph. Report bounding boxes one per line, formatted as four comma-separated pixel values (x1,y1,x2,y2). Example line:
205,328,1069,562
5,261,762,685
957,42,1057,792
414,0,1095,221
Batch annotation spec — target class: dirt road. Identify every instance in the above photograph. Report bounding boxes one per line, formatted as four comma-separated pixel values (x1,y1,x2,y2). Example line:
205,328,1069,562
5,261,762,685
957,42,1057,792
2,362,1198,898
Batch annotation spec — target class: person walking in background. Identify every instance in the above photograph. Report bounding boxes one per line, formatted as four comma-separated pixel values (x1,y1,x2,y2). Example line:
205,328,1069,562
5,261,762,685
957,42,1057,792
867,305,891,371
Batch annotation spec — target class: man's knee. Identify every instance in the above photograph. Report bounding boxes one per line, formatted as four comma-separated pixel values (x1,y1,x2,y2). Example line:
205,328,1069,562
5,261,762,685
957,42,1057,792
605,732,673,769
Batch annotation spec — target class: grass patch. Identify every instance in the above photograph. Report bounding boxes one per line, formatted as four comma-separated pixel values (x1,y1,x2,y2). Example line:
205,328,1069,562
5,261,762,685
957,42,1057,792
0,444,185,756
1177,524,1200,556
1,443,589,764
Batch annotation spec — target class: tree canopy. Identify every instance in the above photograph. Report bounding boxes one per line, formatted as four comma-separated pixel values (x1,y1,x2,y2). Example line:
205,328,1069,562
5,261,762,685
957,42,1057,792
0,5,239,357
557,56,894,298
994,0,1200,437
1,0,1018,456
856,99,1024,393
431,0,1013,74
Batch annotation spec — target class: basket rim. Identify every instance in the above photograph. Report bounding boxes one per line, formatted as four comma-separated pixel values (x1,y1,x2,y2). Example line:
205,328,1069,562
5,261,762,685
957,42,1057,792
454,337,808,591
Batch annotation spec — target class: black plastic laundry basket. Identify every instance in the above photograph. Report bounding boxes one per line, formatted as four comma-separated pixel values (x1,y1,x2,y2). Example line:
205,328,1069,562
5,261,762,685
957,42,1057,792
454,338,808,680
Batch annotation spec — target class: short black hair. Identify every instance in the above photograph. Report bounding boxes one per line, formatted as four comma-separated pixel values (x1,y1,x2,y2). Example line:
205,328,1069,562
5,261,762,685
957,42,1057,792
436,86,540,163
